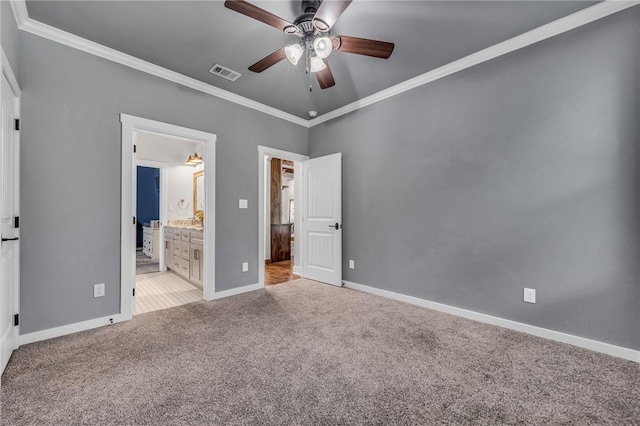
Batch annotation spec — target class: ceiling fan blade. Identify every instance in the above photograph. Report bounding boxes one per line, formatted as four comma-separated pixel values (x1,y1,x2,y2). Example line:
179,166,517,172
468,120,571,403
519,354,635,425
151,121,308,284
316,61,336,89
313,0,352,32
248,47,287,73
332,35,394,59
224,0,296,33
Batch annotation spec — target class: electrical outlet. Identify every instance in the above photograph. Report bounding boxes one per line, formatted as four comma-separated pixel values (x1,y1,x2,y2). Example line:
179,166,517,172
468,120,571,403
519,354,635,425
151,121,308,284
242,262,249,272
94,283,105,298
349,259,355,269
523,288,536,304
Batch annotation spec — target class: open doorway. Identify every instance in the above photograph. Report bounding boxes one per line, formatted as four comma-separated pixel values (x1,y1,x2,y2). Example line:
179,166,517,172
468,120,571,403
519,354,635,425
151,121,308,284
121,114,216,321
258,146,308,287
265,157,298,286
133,131,205,315
136,165,161,275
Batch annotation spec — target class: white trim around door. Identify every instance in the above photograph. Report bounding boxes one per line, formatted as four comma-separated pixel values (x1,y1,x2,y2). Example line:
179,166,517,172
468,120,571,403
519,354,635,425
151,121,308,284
257,146,308,287
121,114,216,320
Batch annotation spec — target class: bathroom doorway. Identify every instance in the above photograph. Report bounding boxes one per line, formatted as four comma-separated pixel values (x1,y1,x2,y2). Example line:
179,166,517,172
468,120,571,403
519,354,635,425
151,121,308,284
121,114,216,320
132,132,205,315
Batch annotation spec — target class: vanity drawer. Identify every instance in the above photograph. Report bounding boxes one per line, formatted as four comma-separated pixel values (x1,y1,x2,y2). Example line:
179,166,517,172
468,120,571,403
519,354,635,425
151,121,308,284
173,240,182,256
180,243,190,259
173,256,190,277
181,232,190,243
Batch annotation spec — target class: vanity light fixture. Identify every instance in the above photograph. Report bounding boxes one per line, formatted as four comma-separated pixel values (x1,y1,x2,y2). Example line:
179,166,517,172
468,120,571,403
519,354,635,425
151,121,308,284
185,153,203,165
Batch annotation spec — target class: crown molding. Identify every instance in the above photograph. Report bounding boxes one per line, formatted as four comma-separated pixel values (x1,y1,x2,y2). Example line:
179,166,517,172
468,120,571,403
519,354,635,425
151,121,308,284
308,1,640,127
9,0,29,28
9,1,639,129
10,1,309,128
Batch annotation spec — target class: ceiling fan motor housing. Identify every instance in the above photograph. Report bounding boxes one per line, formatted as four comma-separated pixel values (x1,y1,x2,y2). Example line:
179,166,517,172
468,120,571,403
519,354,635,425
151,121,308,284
301,0,321,14
293,13,317,35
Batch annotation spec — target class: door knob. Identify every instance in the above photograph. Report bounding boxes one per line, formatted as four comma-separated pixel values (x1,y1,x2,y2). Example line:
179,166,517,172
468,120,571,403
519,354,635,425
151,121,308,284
328,223,341,230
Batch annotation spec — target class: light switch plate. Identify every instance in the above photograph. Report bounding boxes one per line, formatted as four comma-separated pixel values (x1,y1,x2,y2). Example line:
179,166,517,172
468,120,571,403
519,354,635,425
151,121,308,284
349,259,355,269
523,288,536,304
242,262,249,272
239,199,248,209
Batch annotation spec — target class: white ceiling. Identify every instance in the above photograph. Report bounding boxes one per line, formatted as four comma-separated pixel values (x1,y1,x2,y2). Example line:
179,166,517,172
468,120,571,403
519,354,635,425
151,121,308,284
24,1,600,120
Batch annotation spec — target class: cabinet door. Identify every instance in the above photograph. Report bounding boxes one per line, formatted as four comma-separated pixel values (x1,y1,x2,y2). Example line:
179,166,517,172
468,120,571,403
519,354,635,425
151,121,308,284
164,238,174,269
190,244,203,285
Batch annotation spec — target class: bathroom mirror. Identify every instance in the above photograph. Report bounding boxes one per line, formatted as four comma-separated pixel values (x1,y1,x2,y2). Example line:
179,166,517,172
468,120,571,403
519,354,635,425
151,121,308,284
193,171,204,215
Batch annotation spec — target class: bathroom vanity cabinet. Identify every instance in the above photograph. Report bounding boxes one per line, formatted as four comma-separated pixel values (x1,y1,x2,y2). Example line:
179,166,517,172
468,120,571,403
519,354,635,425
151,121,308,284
164,226,204,288
142,226,159,260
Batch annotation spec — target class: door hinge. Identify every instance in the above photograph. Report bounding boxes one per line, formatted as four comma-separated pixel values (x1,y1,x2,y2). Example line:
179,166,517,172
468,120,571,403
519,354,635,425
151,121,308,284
14,216,19,228
14,314,19,326
14,119,19,131
133,217,136,225
133,144,137,153
133,288,136,297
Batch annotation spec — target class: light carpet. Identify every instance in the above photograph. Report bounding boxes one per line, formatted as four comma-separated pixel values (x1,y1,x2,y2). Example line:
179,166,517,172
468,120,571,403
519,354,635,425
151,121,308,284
1,279,637,425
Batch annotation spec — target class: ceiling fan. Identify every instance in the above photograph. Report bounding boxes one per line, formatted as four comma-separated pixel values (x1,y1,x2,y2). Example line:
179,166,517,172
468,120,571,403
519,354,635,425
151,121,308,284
224,0,395,90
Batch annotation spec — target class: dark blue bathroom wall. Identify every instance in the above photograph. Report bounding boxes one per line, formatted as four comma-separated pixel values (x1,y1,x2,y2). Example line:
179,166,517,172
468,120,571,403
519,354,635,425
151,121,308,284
136,166,160,247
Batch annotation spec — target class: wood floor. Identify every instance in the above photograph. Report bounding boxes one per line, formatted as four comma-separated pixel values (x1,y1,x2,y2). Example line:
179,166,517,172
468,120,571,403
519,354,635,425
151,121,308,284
265,260,299,286
134,271,202,315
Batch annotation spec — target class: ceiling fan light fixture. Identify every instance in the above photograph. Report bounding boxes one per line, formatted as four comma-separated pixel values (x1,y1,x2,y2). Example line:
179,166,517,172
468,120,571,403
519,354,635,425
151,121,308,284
310,56,326,73
313,36,332,59
285,44,304,65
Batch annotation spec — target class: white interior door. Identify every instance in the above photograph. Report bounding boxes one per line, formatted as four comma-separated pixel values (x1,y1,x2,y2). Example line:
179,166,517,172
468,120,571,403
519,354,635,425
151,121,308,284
301,153,342,286
0,74,20,377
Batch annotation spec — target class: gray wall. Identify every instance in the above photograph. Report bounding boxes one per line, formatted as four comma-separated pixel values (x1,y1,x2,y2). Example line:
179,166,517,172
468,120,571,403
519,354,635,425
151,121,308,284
19,33,308,334
2,0,20,76
310,9,639,350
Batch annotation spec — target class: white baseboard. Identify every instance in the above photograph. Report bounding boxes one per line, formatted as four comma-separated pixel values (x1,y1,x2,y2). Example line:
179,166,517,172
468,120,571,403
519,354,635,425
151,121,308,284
19,283,264,345
343,280,639,363
20,314,127,346
293,265,301,275
210,283,263,300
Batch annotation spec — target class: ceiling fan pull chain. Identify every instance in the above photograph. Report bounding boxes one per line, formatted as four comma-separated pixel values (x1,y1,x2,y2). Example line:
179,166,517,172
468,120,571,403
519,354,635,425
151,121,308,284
306,43,313,91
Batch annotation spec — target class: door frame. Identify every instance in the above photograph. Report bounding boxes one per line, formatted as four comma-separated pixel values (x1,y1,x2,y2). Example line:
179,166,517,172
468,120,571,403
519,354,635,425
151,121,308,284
257,145,308,287
135,160,168,271
121,114,216,320
0,48,21,381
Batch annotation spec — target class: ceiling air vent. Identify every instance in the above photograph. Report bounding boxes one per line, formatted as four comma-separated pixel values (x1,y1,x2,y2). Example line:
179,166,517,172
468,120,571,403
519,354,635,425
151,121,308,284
209,64,241,82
